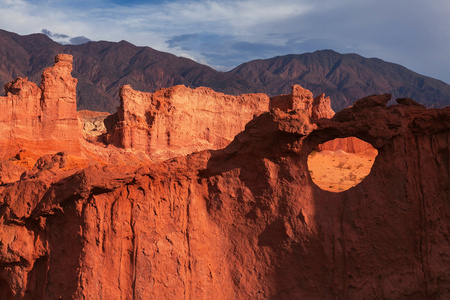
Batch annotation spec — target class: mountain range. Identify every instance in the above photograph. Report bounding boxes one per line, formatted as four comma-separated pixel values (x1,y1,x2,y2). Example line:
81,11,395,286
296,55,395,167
1,28,449,112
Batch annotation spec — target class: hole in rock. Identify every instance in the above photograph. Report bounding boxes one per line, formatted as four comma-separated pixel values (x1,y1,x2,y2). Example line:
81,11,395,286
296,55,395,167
307,137,378,192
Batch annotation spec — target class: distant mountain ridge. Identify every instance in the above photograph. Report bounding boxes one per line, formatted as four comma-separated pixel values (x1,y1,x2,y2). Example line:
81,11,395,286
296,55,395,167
231,51,450,110
0,28,449,112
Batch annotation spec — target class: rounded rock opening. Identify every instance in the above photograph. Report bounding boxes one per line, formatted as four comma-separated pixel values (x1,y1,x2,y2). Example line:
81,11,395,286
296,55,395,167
307,137,378,192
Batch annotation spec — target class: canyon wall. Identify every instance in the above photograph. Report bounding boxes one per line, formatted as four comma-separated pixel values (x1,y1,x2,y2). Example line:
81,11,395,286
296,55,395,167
104,82,339,161
0,54,449,299
1,95,449,299
105,84,270,161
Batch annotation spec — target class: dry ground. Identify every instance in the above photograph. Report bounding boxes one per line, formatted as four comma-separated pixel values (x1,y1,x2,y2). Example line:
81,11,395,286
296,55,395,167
307,148,378,193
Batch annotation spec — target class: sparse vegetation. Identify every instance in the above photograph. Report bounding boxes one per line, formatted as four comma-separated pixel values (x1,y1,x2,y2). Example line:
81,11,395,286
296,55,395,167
348,172,357,182
337,162,345,169
307,138,378,193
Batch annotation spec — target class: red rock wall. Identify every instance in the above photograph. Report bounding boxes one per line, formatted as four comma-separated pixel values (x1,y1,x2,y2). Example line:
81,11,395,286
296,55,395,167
270,85,315,115
106,84,339,161
0,54,81,158
269,87,374,154
1,96,449,299
318,136,376,153
0,54,448,299
106,84,271,161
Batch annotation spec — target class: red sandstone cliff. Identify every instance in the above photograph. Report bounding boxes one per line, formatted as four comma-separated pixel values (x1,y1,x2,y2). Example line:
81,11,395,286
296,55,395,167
1,97,449,299
104,82,334,161
0,54,81,159
0,55,449,299
105,84,270,161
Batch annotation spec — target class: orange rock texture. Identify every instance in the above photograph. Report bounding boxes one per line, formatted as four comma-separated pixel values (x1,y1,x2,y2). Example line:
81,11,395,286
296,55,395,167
0,55,449,299
105,84,270,161
0,54,81,159
104,81,335,161
313,93,378,153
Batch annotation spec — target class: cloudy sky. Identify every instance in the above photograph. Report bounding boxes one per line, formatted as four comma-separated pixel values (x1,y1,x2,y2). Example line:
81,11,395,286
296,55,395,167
1,0,449,83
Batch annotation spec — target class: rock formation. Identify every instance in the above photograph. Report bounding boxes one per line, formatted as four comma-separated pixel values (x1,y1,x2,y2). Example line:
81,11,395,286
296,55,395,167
0,54,81,159
311,93,335,120
0,55,449,299
104,83,332,161
105,84,269,161
0,53,338,167
270,89,375,154
1,95,449,299
314,94,378,153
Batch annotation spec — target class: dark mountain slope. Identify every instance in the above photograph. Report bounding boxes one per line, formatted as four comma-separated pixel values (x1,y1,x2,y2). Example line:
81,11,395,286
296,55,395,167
230,50,450,110
0,29,242,112
0,29,448,112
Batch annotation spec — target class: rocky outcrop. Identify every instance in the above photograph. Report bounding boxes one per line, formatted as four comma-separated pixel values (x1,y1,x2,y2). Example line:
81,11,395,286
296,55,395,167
269,88,375,153
0,93,449,299
0,54,449,299
270,85,314,115
0,54,81,159
312,93,374,153
311,93,335,119
104,84,339,161
0,52,339,163
105,84,270,161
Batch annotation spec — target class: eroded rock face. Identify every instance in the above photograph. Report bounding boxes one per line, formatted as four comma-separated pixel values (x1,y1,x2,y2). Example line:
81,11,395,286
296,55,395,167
0,54,81,158
313,94,379,153
103,83,339,161
0,55,449,299
270,84,314,114
0,94,449,299
311,93,334,120
105,84,270,160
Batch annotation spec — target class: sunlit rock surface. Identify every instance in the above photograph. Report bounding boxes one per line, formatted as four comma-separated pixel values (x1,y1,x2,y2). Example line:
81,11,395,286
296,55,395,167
0,55,449,299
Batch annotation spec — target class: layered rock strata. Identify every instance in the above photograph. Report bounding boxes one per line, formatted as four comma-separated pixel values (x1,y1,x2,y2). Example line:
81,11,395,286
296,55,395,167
105,85,270,160
0,54,81,158
105,83,339,161
0,94,449,299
